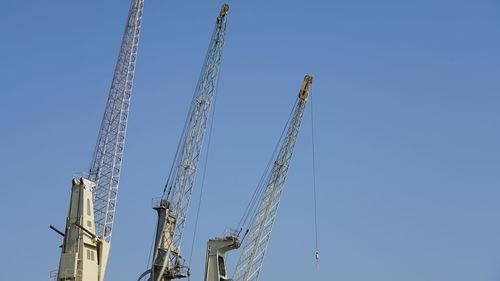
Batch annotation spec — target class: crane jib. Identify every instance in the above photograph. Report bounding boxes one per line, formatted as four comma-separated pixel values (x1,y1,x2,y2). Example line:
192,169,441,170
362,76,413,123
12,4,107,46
232,75,313,281
90,0,144,243
55,1,144,281
144,4,230,281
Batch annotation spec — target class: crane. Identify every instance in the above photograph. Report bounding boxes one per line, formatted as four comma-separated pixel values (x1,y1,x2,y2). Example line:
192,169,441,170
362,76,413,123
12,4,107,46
137,4,230,281
52,0,144,280
203,75,313,281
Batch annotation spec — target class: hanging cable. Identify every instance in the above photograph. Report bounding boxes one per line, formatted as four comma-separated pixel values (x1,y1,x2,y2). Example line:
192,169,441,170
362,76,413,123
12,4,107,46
146,220,158,270
310,86,320,267
236,99,299,234
187,55,222,273
162,21,220,200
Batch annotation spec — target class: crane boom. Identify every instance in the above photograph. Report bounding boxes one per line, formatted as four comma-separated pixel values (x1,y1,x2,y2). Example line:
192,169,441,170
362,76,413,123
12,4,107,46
89,0,144,243
143,5,230,281
232,75,313,281
55,1,144,280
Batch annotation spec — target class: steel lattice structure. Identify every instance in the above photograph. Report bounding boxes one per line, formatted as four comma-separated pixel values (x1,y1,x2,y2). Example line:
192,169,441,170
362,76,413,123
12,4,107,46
148,5,229,281
88,0,144,243
166,4,228,255
233,76,313,281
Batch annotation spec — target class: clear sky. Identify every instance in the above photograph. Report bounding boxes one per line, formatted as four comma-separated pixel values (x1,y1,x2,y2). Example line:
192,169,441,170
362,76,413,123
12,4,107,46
1,0,499,280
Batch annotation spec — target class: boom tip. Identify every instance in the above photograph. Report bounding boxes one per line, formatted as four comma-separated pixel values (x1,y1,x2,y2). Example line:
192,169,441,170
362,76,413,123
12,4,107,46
299,75,313,101
220,4,229,17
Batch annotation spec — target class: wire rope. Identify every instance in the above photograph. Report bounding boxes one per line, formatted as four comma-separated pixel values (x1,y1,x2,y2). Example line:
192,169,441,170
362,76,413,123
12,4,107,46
309,86,320,266
236,98,299,235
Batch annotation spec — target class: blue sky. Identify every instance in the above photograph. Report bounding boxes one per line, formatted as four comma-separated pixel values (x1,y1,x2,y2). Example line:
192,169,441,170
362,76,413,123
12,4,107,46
1,0,499,280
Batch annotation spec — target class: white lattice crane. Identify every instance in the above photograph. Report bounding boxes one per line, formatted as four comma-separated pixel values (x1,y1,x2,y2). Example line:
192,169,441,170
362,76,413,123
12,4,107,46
137,4,230,281
51,1,144,280
203,75,313,281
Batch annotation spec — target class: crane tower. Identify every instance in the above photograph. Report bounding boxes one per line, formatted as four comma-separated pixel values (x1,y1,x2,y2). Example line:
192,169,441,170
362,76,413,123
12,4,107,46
203,75,313,281
137,4,230,281
53,0,144,280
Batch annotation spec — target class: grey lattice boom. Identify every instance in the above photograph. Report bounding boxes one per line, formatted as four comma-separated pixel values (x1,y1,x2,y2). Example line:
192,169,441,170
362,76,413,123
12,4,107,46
89,0,144,243
147,5,229,281
233,76,313,281
54,1,144,281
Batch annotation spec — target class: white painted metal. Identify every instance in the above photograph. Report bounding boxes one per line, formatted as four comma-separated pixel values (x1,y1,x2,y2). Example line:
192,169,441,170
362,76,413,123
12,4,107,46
54,0,144,280
203,233,240,281
57,178,109,281
89,0,144,244
232,76,313,281
142,5,230,281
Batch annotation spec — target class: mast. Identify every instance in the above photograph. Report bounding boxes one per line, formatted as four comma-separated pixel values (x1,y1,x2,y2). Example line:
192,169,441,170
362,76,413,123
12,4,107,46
232,75,313,281
140,5,230,281
89,0,144,243
54,1,144,280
